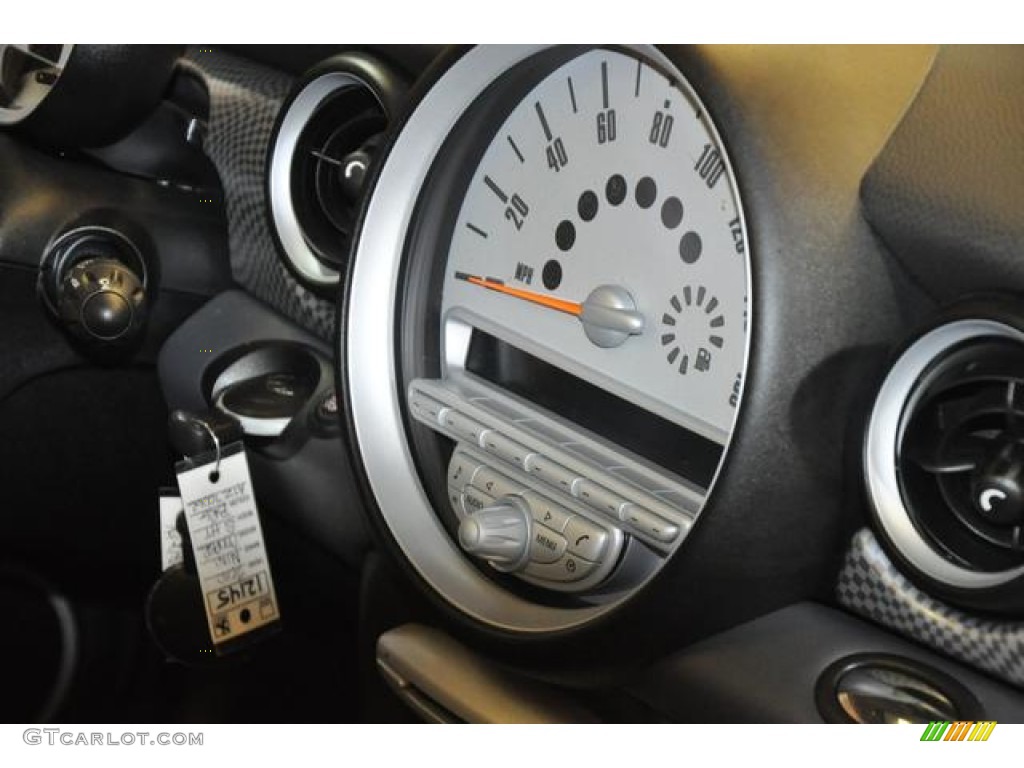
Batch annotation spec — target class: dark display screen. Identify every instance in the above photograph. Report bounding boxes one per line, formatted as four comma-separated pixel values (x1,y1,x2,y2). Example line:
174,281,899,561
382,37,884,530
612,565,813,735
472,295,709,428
464,331,723,489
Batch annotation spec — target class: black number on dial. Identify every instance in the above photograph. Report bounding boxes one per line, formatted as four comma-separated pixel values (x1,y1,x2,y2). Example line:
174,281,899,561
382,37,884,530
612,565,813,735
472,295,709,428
504,194,530,230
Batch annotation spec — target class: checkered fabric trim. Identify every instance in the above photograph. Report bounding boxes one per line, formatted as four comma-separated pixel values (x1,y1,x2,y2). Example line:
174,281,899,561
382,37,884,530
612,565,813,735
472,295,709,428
181,48,336,340
838,528,1024,688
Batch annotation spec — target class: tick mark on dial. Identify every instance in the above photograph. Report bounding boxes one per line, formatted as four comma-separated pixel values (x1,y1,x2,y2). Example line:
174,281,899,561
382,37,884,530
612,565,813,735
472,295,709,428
535,101,553,141
484,175,508,204
601,61,610,109
507,135,525,163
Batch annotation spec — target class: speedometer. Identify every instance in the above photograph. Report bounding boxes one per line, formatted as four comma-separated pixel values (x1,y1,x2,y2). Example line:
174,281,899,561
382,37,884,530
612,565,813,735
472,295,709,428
345,45,751,632
443,48,747,444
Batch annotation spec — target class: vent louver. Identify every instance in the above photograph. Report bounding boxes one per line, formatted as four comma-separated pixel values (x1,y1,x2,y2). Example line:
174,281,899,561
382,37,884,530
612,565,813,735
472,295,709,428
268,54,407,293
865,311,1024,611
899,339,1024,570
289,86,385,271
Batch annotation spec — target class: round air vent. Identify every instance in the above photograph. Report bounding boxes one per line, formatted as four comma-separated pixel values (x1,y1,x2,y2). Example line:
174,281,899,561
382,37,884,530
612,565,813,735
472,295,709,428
865,302,1024,611
268,53,407,294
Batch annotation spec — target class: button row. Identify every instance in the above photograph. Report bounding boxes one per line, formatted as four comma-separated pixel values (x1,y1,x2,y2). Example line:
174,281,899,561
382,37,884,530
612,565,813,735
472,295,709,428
620,504,680,543
529,526,566,563
448,452,612,571
524,553,597,583
449,485,601,584
419,391,685,547
480,430,533,468
452,487,610,564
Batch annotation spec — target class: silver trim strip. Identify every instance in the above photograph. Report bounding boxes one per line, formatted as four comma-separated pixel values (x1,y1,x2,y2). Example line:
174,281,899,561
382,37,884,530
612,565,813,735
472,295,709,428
865,319,1024,589
213,390,292,438
376,624,600,723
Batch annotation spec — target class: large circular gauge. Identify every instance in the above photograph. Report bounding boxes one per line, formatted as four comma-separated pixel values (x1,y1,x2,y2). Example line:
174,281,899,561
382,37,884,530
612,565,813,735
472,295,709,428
344,45,751,633
442,48,746,444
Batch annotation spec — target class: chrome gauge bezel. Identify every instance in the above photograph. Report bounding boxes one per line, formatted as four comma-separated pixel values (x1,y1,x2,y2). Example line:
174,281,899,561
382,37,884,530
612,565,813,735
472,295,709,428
344,45,752,633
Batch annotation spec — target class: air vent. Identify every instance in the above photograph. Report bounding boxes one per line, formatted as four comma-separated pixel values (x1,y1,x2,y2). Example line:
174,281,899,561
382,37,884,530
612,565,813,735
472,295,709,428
268,54,407,293
865,310,1024,608
901,339,1024,560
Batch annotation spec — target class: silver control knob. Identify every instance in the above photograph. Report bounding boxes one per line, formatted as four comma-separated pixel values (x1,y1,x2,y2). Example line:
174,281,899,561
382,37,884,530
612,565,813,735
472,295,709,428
458,495,532,572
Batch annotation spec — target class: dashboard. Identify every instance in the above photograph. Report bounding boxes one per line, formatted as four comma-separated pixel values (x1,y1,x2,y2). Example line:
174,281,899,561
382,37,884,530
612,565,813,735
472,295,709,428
4,43,1024,724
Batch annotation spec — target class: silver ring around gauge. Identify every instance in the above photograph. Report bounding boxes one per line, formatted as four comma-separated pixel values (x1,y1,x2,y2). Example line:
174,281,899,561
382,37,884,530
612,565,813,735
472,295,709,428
344,44,751,633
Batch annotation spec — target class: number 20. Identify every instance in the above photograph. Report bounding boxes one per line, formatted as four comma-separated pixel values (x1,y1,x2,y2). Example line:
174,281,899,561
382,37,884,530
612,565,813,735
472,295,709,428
504,194,529,230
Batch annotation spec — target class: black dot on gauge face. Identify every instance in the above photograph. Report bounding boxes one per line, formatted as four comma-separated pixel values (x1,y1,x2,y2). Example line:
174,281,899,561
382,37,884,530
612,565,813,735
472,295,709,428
635,177,657,209
606,174,627,206
555,220,576,251
542,260,563,290
661,197,684,229
578,190,598,222
679,231,703,264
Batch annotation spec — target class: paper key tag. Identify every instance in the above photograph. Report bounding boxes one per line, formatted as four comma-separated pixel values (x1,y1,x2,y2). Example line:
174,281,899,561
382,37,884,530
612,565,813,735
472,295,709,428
158,489,185,571
175,442,281,651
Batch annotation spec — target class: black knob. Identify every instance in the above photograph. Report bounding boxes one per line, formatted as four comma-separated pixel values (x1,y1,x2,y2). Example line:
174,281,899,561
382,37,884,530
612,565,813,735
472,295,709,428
81,288,132,339
58,256,146,343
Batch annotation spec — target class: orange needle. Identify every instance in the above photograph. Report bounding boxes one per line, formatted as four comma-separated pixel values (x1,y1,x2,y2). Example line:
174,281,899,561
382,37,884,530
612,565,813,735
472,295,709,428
460,273,582,316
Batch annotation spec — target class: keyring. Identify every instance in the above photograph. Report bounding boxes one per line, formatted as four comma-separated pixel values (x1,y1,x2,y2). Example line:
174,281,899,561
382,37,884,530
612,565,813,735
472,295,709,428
191,416,221,480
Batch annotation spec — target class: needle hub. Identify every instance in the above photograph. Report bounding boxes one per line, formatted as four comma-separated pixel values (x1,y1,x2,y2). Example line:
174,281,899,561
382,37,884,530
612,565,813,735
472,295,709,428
581,285,645,348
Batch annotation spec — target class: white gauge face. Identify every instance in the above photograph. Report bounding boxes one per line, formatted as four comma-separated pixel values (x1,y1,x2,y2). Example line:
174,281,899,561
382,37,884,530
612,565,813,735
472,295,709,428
441,48,749,446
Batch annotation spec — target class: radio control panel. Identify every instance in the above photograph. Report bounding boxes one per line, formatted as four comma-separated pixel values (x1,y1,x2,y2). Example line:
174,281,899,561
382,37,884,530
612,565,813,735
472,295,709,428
408,377,701,592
